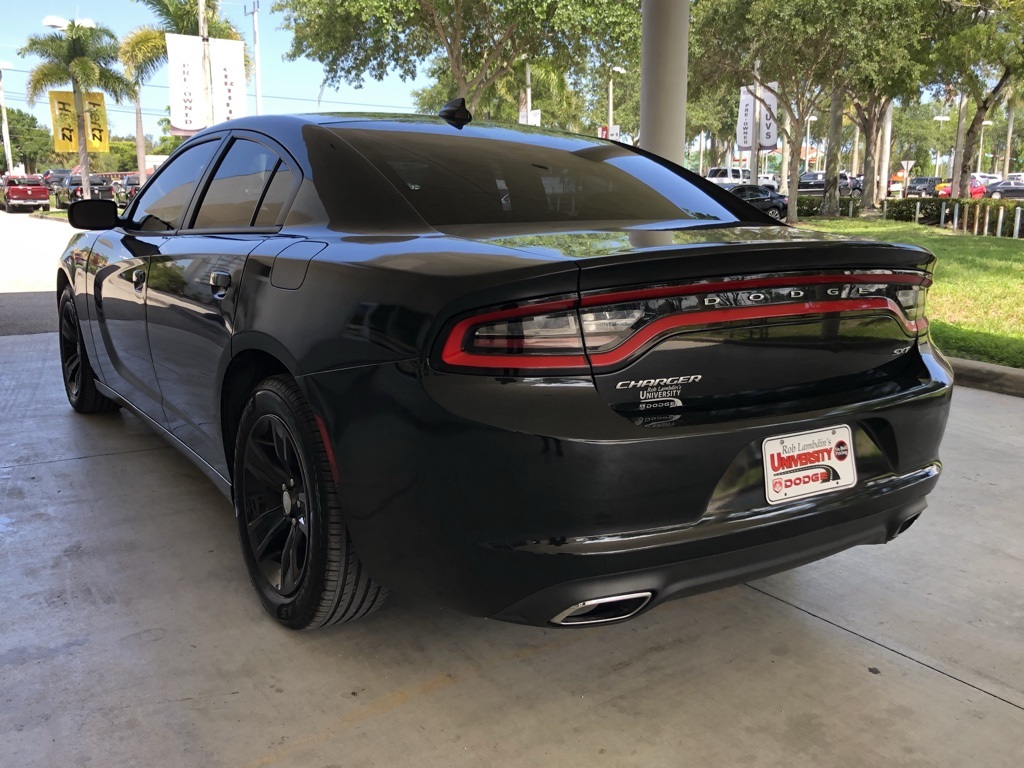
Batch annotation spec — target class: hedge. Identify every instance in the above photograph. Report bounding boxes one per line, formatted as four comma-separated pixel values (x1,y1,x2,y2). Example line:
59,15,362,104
796,195,862,218
884,197,1024,237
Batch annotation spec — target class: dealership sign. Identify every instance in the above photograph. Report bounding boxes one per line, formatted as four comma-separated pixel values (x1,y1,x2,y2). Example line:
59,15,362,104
736,83,780,151
166,33,246,135
48,92,109,153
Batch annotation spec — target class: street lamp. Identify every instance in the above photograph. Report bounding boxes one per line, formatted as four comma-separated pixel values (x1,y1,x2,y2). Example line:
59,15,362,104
607,66,626,140
978,119,994,174
933,115,951,177
0,61,13,176
804,115,818,173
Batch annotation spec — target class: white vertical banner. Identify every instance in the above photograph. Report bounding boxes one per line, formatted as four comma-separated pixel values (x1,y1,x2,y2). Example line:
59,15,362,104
166,33,206,135
760,82,779,150
737,86,755,151
211,38,247,125
166,33,246,134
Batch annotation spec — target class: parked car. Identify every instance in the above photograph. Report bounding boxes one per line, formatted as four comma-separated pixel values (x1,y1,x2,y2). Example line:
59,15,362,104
983,180,1024,199
937,178,985,199
54,175,115,208
706,166,753,186
41,168,71,191
1,175,50,212
114,174,141,206
729,184,788,218
1006,173,1024,183
757,173,779,191
797,171,862,197
57,110,952,630
905,177,941,198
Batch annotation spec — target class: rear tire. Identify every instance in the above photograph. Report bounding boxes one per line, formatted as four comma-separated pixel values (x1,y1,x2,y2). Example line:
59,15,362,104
58,287,120,414
233,375,388,629
767,207,781,219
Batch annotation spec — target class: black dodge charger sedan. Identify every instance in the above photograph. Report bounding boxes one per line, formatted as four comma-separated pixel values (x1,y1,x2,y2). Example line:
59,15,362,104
57,110,952,629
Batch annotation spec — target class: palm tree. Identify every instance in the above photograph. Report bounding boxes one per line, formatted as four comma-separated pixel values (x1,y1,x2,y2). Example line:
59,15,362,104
120,0,245,183
19,22,134,199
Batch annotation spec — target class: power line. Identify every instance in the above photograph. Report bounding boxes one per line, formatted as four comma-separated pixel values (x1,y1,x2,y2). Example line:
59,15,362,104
1,66,418,112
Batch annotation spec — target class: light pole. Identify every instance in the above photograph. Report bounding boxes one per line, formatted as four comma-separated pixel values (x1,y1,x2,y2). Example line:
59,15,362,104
933,115,951,177
804,115,818,173
607,66,626,140
0,62,13,175
244,1,263,115
978,119,994,174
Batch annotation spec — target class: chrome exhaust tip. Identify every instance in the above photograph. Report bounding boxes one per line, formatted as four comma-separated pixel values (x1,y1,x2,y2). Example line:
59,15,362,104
891,513,921,539
550,591,653,626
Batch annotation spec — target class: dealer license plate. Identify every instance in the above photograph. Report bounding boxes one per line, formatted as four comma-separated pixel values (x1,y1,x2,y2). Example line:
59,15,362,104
762,425,857,505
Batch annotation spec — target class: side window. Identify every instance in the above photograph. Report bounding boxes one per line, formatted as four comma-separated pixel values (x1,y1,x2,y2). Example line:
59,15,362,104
129,140,220,231
192,139,279,229
254,163,293,226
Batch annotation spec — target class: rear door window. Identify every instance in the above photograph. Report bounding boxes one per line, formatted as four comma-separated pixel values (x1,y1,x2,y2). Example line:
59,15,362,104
192,138,281,229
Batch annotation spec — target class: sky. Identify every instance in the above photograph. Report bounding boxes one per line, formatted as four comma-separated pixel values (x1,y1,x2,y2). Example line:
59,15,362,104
0,0,432,140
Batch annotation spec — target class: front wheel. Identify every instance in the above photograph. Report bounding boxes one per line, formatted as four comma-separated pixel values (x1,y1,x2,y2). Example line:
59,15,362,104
850,188,863,199
58,287,120,413
233,375,388,629
991,192,1002,199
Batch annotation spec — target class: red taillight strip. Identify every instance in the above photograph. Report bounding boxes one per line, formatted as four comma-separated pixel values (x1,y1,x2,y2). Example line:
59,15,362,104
579,273,930,308
441,297,586,370
586,298,920,369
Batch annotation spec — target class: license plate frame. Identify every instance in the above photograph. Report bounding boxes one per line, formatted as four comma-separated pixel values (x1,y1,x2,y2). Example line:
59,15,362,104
762,425,857,505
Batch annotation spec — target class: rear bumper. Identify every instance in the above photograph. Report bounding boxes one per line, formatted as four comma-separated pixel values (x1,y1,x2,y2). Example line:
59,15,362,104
493,472,934,626
301,345,953,625
4,199,48,207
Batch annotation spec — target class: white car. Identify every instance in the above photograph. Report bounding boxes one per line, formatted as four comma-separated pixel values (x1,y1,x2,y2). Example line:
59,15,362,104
705,167,753,186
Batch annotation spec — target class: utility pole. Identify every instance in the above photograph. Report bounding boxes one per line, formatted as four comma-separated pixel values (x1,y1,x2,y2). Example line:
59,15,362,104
0,65,14,175
244,1,263,115
198,0,214,127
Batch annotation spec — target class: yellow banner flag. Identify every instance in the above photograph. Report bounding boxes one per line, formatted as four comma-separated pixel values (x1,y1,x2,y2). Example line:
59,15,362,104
48,91,110,153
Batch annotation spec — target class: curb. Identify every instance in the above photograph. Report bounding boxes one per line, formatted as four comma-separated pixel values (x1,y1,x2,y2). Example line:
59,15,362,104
29,212,69,224
949,357,1024,399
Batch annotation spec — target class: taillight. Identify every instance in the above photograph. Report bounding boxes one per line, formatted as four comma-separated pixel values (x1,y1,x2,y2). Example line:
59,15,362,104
440,272,930,374
441,295,589,372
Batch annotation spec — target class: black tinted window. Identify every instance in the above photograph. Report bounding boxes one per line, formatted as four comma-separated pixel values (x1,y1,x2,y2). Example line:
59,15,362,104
335,127,736,228
193,139,279,229
130,140,220,231
254,163,293,226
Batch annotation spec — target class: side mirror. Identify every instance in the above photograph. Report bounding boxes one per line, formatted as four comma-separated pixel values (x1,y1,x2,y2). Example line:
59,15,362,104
68,199,119,231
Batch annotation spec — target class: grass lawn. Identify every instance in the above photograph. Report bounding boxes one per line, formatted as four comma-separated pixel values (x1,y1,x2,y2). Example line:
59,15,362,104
800,218,1024,369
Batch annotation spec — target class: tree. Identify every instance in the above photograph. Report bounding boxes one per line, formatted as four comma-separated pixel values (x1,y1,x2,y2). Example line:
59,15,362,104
19,22,134,198
927,0,1024,196
693,0,847,224
413,56,591,133
120,0,245,183
0,108,52,175
273,0,634,114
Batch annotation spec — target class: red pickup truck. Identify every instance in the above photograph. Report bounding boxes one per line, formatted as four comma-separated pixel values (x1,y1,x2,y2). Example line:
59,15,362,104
1,175,51,212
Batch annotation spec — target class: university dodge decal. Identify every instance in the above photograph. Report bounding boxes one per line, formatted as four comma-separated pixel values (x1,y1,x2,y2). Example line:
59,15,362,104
762,425,857,505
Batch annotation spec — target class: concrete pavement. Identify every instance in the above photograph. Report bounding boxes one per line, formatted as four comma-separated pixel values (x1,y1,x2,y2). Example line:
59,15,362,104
0,210,75,335
1,329,1022,767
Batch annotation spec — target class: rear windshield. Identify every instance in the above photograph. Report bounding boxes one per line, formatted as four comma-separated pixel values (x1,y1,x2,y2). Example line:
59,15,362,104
333,126,737,228
6,178,43,186
69,176,108,185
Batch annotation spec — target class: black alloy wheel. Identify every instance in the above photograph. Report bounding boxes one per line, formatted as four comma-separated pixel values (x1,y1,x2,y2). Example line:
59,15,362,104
58,287,119,414
240,413,312,597
233,375,388,629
